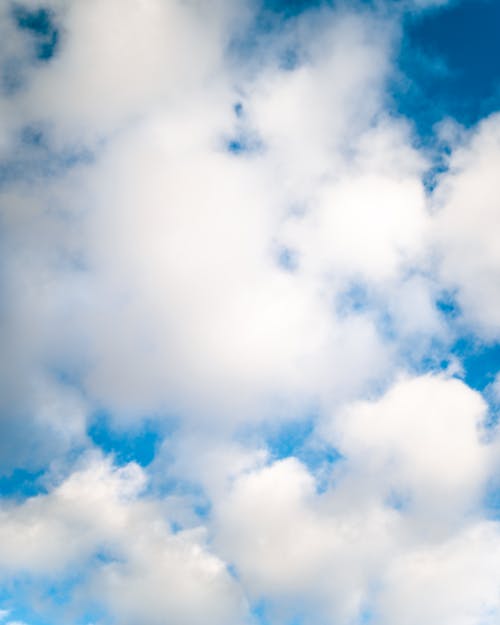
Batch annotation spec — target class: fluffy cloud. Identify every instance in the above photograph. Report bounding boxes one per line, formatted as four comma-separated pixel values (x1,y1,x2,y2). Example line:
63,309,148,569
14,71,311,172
0,1,499,625
434,113,500,338
215,375,500,625
0,455,245,625
329,375,492,526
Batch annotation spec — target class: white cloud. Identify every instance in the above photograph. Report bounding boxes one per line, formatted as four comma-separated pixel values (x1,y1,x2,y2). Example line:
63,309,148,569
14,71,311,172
214,375,500,624
0,455,246,625
329,374,492,525
0,1,499,625
377,521,500,625
434,113,500,338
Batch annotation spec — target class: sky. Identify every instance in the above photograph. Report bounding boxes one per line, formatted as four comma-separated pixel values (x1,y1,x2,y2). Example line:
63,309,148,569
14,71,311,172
1,0,500,624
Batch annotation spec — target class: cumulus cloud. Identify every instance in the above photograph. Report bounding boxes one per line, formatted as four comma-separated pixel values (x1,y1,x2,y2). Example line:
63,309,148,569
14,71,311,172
0,0,499,624
0,455,245,625
433,113,500,338
214,374,499,624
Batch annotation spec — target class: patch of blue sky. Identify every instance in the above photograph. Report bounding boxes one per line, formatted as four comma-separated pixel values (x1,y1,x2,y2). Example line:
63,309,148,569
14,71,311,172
233,101,244,117
262,414,342,492
259,0,328,19
422,157,450,193
436,289,461,319
0,468,47,500
0,560,115,625
393,0,500,138
87,410,167,468
13,5,59,62
484,480,500,521
0,585,53,625
251,599,306,625
227,138,247,154
403,329,500,428
251,599,271,625
265,415,315,460
450,337,500,392
225,130,264,156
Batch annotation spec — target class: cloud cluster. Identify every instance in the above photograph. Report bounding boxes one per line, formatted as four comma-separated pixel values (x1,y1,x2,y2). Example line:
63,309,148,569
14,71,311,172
216,375,499,625
0,0,499,624
0,455,245,625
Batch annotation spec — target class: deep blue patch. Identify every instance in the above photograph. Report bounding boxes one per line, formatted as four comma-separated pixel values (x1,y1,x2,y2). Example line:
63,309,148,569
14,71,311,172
422,158,449,193
261,0,325,17
225,131,263,156
88,412,163,467
436,290,461,319
451,337,500,391
0,468,46,499
394,0,500,137
264,415,341,491
233,101,244,117
227,138,245,154
21,125,45,147
13,5,59,61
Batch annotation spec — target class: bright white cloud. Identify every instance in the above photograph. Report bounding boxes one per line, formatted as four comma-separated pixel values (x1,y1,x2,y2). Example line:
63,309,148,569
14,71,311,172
0,1,499,625
215,375,499,625
434,113,500,338
0,455,246,625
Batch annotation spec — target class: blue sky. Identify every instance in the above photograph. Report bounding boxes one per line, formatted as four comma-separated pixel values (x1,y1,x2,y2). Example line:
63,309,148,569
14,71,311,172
1,1,500,625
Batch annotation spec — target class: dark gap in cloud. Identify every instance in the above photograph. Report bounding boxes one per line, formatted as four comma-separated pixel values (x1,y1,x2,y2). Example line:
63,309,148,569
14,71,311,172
87,411,163,467
260,0,329,19
436,290,461,319
393,0,500,138
451,338,500,392
227,138,246,154
233,101,244,117
20,124,46,147
263,415,342,492
266,416,315,459
13,4,59,62
484,481,500,520
225,133,263,155
422,157,449,193
0,467,47,499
